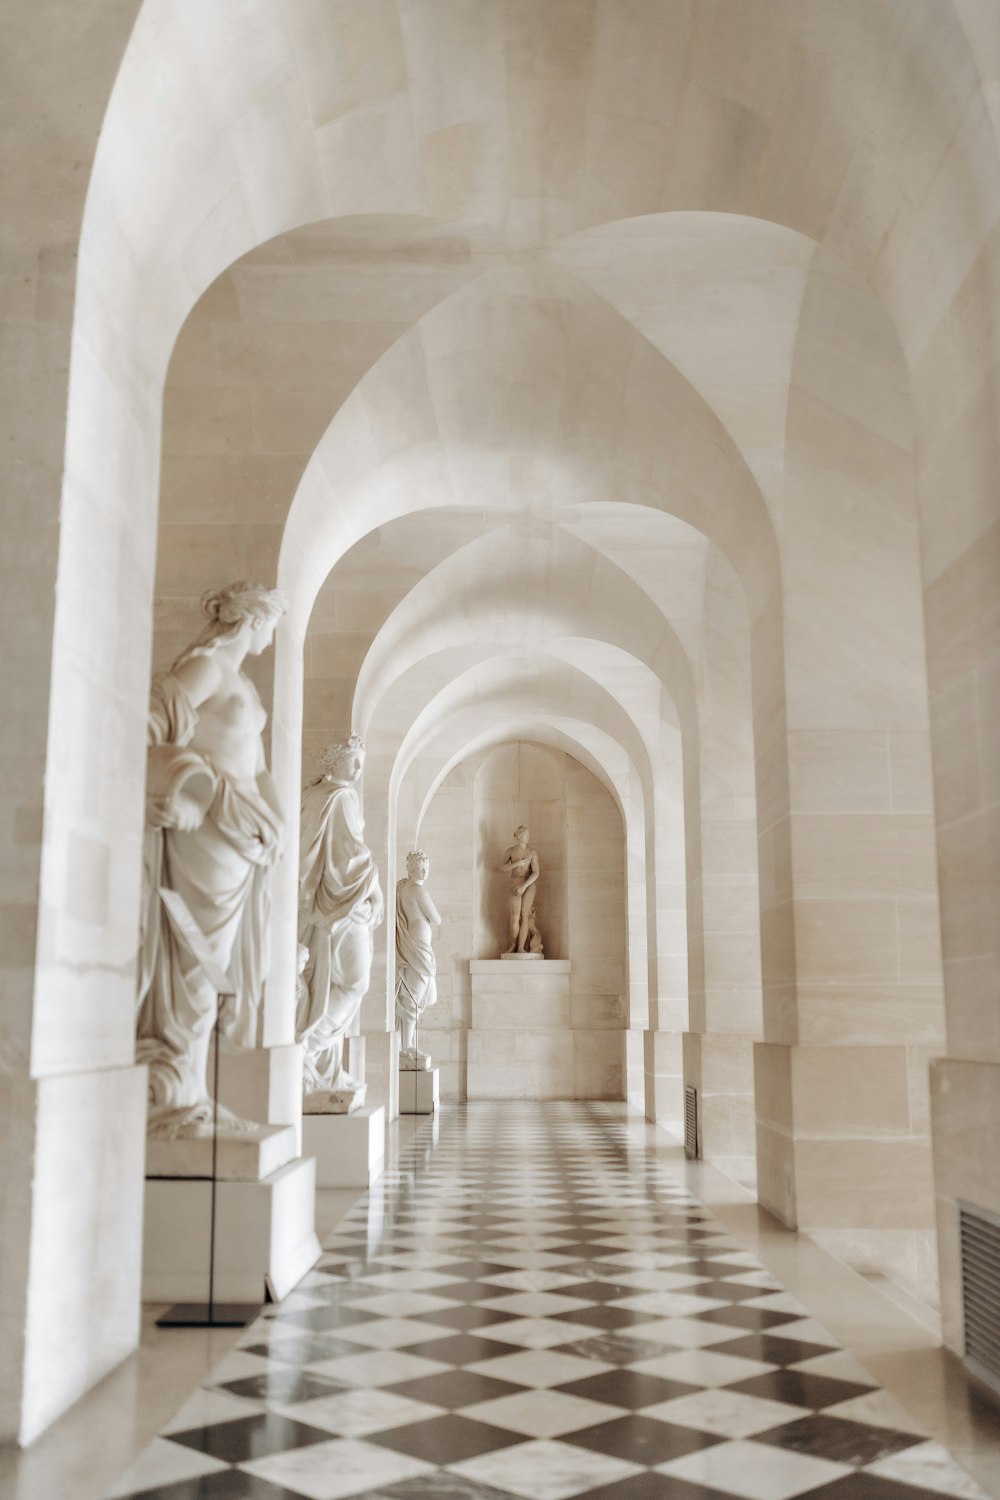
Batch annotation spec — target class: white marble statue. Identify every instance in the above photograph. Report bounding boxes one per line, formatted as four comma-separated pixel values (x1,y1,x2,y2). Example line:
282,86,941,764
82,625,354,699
296,735,384,1113
394,850,441,1070
136,581,286,1140
500,824,544,956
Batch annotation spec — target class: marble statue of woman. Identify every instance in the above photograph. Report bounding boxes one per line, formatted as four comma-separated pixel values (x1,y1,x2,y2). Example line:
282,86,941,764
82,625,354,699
297,735,384,1113
500,824,544,956
136,581,286,1139
394,850,441,1069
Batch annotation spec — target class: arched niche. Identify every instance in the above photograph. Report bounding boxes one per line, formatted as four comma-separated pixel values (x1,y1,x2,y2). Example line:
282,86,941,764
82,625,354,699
473,741,569,961
417,737,628,1102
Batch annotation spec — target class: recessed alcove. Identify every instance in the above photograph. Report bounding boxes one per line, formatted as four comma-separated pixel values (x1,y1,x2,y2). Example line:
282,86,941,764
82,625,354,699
474,741,568,961
416,739,627,1102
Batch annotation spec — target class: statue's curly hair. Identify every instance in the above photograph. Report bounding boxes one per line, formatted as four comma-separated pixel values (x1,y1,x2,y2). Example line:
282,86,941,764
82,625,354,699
318,734,365,774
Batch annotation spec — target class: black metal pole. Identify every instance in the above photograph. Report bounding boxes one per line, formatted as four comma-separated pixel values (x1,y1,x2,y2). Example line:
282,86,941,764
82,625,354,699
209,995,220,1321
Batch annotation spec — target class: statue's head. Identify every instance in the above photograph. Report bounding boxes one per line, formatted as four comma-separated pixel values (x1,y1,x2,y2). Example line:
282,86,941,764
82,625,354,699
200,580,286,655
406,849,430,881
318,733,366,783
514,824,529,844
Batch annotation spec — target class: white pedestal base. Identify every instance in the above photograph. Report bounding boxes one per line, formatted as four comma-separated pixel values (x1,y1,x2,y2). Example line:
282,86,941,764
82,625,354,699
400,1067,439,1114
143,1156,321,1304
301,1106,385,1187
145,1122,297,1182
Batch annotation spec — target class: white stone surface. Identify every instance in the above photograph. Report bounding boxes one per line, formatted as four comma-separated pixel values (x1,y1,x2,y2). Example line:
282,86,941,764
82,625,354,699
142,1156,321,1304
13,1067,148,1447
302,1106,386,1188
398,1067,439,1116
214,1044,305,1152
467,958,622,1101
144,1122,296,1183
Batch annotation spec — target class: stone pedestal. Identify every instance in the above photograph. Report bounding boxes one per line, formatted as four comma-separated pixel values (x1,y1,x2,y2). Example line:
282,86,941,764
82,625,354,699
302,1105,385,1187
469,959,578,1097
400,1067,439,1114
214,1044,304,1151
145,1123,297,1182
143,1156,321,1303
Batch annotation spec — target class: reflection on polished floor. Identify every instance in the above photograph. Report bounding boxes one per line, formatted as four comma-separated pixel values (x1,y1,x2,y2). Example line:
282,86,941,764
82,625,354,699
95,1103,997,1500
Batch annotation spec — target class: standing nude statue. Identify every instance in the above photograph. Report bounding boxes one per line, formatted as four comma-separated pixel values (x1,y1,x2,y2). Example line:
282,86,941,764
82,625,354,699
500,825,544,956
394,850,441,1070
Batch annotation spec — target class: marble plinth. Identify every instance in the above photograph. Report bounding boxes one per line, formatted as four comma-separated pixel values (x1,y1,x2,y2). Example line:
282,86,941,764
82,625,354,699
500,951,544,961
301,1105,385,1187
145,1122,297,1181
400,1047,432,1071
471,958,622,1099
143,1156,321,1303
400,1067,439,1115
303,1084,367,1115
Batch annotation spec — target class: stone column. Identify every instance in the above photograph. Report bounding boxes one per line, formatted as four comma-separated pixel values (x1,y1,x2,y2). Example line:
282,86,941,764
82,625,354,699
0,2,147,1444
683,562,762,1187
751,277,946,1300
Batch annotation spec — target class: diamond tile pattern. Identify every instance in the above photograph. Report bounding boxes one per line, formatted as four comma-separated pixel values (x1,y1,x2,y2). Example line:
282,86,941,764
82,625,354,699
104,1103,990,1500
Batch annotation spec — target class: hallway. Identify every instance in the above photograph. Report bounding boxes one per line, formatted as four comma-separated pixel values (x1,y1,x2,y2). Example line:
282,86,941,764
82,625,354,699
104,1105,994,1500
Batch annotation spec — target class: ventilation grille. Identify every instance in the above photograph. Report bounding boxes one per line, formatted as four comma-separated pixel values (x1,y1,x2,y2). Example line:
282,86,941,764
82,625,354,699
684,1086,699,1159
960,1201,1000,1395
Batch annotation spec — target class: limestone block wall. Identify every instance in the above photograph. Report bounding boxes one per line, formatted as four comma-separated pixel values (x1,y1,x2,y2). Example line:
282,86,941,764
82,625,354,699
413,741,627,1101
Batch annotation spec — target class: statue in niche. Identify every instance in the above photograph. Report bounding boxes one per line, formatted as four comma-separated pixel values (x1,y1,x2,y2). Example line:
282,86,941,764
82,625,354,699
136,581,286,1140
297,734,384,1113
500,824,544,956
394,850,441,1070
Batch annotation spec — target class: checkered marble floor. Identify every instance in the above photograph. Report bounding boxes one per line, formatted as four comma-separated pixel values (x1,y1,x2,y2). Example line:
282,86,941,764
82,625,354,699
107,1102,990,1500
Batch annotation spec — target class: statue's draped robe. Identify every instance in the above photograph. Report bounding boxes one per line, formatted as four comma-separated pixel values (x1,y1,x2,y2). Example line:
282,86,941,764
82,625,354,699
136,671,282,1126
394,884,437,1026
297,777,382,1091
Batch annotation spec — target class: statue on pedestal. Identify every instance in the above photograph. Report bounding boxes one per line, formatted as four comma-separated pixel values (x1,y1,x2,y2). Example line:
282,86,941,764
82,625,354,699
296,735,383,1113
136,581,286,1140
394,850,441,1070
500,825,544,956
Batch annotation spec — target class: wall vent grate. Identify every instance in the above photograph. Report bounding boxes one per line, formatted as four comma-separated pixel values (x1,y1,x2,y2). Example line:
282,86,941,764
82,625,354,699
684,1086,699,1159
960,1201,1000,1397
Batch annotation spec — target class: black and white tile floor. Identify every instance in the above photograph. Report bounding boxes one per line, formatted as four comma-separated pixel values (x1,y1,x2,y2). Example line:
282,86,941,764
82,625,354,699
108,1103,989,1500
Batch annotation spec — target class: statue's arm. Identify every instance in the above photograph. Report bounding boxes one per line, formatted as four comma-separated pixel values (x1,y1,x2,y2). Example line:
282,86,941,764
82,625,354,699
420,888,442,928
370,871,385,926
518,851,540,893
170,654,220,712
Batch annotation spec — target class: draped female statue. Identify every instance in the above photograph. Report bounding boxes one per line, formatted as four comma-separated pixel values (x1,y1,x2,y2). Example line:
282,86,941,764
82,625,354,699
297,735,384,1112
394,850,441,1068
136,581,286,1139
